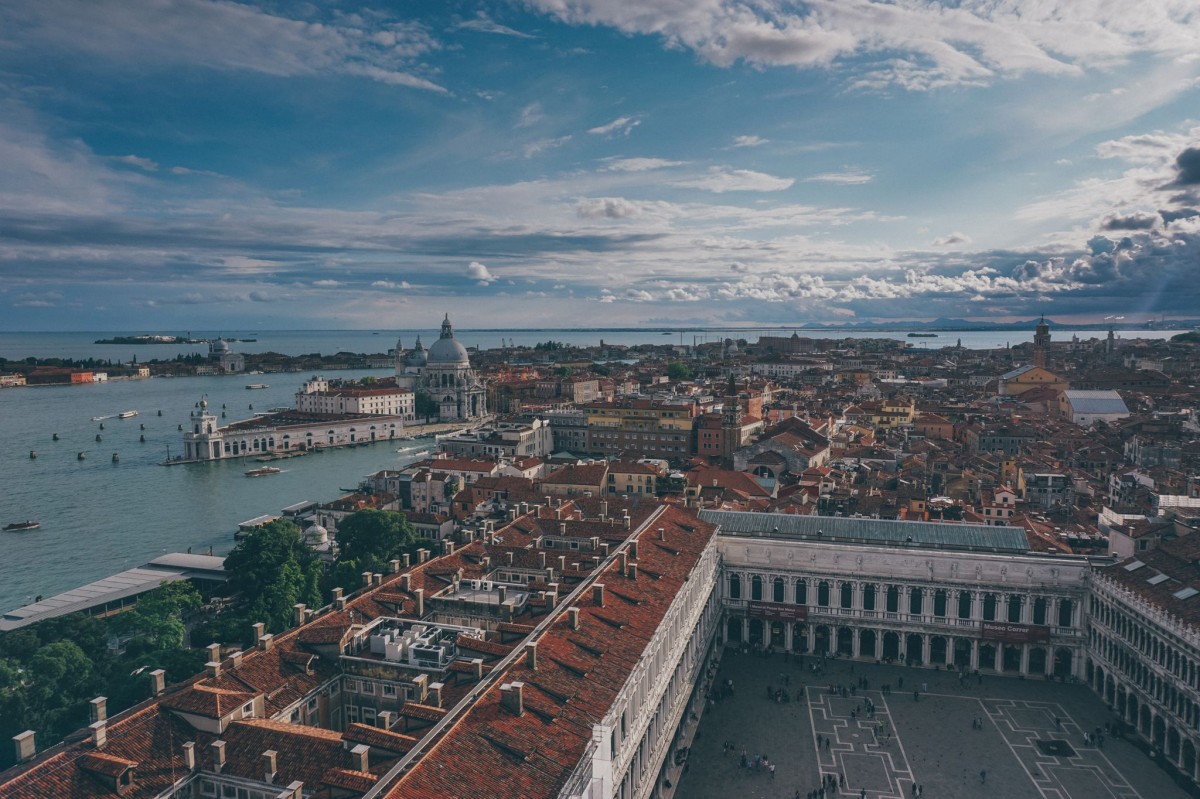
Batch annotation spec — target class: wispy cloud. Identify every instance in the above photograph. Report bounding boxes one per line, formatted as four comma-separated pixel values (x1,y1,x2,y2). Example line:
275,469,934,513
600,157,686,172
732,135,768,148
452,12,536,39
676,167,794,193
806,169,873,185
588,116,640,137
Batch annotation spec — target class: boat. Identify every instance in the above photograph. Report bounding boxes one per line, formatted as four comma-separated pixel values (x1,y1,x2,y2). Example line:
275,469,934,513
246,384,269,390
244,466,283,478
29,450,36,459
907,333,939,338
118,410,139,418
3,521,40,532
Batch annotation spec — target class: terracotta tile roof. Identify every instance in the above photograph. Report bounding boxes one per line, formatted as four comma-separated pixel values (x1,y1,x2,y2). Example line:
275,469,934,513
78,752,137,778
160,684,256,719
323,767,378,793
343,724,418,754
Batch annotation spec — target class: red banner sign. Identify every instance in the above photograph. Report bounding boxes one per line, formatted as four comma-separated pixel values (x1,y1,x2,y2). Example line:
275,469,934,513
748,601,808,622
980,621,1050,644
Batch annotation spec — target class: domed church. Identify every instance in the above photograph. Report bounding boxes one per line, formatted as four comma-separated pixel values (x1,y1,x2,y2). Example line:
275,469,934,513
394,314,487,422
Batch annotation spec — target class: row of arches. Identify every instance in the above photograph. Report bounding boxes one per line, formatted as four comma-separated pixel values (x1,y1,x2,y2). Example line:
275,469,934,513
1090,660,1200,779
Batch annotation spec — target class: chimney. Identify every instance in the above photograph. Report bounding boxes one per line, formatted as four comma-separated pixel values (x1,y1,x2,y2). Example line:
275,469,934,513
624,516,631,530
402,553,411,568
90,721,106,750
568,606,580,630
538,552,546,568
89,696,107,724
418,548,429,563
206,643,221,663
259,633,274,651
229,651,243,669
545,496,552,507
294,603,307,625
598,541,607,556
331,587,343,603
500,682,525,716
526,641,538,670
444,541,455,555
362,571,373,587
12,731,35,763
206,660,222,679
593,584,606,607
600,501,608,520
262,750,277,784
211,740,226,774
658,527,666,540
182,741,196,771
373,573,383,587
482,555,490,570
546,567,555,583
472,658,485,680
559,522,567,535
413,674,429,703
558,555,566,572
335,597,347,612
429,682,444,707
629,540,638,559
497,585,507,604
628,563,638,581
619,551,628,573
349,743,369,773
506,551,514,565
400,573,411,592
149,669,166,697
252,621,265,642
414,588,424,617
389,558,401,573
378,710,395,729
283,781,304,799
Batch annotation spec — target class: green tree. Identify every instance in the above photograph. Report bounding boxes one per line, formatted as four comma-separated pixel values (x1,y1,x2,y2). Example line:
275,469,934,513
666,361,693,380
414,392,440,421
223,520,322,633
112,581,201,652
335,509,418,570
553,365,573,378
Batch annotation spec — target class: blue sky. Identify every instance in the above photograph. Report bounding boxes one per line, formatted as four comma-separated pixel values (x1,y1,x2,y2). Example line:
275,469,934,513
1,0,1198,330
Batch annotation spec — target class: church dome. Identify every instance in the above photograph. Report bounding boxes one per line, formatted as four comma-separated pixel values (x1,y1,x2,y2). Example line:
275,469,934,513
304,523,329,544
426,314,470,366
405,336,428,367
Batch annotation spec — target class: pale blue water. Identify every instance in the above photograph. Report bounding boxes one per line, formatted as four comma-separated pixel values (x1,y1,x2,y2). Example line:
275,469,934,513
0,327,1186,614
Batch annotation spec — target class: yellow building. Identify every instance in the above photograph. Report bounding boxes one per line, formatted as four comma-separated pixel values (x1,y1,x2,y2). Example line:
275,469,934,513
998,364,1068,396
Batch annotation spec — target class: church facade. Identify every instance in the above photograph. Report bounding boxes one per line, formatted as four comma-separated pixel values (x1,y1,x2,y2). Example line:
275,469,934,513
395,314,487,422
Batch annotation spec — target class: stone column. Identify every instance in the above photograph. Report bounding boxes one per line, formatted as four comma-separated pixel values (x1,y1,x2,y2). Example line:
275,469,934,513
970,640,980,671
1020,644,1030,675
785,623,793,652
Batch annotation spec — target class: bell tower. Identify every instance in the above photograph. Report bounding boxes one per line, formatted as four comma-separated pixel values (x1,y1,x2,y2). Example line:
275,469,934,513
1033,316,1050,369
721,374,743,468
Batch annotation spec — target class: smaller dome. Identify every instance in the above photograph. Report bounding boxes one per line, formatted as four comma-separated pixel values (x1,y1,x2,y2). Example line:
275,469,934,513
199,398,208,409
405,336,428,367
304,523,329,544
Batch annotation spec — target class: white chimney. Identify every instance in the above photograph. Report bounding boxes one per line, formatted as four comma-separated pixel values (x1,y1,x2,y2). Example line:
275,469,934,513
90,721,106,750
206,643,221,663
149,668,166,697
89,696,108,724
350,743,370,773
262,750,277,784
568,606,580,630
12,731,35,763
259,633,275,652
211,740,226,774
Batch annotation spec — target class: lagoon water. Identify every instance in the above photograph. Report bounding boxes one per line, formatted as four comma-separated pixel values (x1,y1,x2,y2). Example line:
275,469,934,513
0,327,1186,614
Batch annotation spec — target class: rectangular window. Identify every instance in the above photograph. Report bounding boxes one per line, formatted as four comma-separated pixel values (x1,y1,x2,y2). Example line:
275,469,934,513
362,707,377,725
346,705,359,723
362,681,376,695
382,684,397,698
345,678,359,693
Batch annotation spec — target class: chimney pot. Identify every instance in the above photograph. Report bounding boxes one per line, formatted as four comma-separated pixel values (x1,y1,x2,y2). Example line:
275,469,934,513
558,555,566,572
206,643,221,662
568,606,581,630
389,558,401,573
619,551,628,572
500,682,525,716
149,668,166,697
259,633,274,652
12,731,35,763
414,588,425,617
472,658,484,680
229,650,243,669
444,541,455,555
211,740,227,774
284,780,304,799
538,552,546,568
402,553,411,568
418,548,429,563
506,551,514,565
362,571,373,587
206,661,222,679
658,527,666,540
593,584,606,608
400,573,411,591
629,540,638,559
378,710,395,729
629,563,638,580
331,587,343,602
429,682,444,707
526,642,538,670
252,621,265,641
335,596,347,611
373,573,383,587
182,741,196,771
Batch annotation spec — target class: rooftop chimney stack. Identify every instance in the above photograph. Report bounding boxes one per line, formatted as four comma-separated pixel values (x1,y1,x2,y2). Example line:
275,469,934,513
629,540,638,559
259,633,275,651
444,541,455,555
89,721,106,750
658,527,666,540
526,641,538,670
429,682,444,707
402,553,411,568
182,741,196,771
629,563,638,581
206,660,222,679
538,552,546,568
89,696,107,724
12,731,35,763
283,780,304,799
593,584,606,608
378,710,395,729
252,622,265,642
149,669,166,697
332,587,343,603
362,571,373,587
350,743,370,773
206,643,221,663
414,588,424,617
500,682,525,716
497,585,507,603
229,651,243,669
568,606,580,630
211,740,226,774
389,558,401,573
418,548,429,563
400,573,411,592
262,750,278,784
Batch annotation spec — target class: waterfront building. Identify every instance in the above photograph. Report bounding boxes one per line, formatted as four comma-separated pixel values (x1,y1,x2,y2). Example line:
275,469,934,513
294,376,415,420
437,417,553,459
394,315,487,422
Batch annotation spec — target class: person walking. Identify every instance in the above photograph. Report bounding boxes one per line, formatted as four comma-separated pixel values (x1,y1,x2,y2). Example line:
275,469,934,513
980,767,988,784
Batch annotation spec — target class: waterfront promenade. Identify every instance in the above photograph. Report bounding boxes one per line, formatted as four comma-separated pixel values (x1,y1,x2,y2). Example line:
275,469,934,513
677,650,1189,799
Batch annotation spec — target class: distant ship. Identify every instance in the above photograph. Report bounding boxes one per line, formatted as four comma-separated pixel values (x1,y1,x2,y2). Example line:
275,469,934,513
245,384,269,390
4,521,40,532
244,466,282,477
118,410,139,418
907,333,939,338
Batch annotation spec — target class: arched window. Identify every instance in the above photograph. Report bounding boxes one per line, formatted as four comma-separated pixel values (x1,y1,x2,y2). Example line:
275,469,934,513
886,585,899,613
841,582,853,609
862,584,876,611
934,589,947,617
983,593,997,621
1007,595,1022,623
751,575,763,601
1033,597,1048,625
729,574,741,600
817,581,830,607
794,579,807,605
910,587,924,615
958,591,972,619
773,577,785,603
1058,598,1074,628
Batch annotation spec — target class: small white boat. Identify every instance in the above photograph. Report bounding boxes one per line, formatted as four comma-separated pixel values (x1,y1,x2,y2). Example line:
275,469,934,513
118,410,139,419
244,466,283,477
246,384,269,390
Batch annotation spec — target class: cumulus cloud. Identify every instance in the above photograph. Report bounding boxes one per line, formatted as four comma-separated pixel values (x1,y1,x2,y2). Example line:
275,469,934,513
588,116,640,137
312,279,340,287
576,197,644,219
932,232,972,246
467,261,496,284
1169,147,1200,187
676,167,794,193
1100,213,1158,231
732,135,768,148
372,279,412,289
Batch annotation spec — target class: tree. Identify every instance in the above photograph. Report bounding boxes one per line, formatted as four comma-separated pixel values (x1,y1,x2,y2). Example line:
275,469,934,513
553,365,573,379
335,509,418,570
414,392,439,422
666,361,693,380
223,520,322,633
111,581,201,652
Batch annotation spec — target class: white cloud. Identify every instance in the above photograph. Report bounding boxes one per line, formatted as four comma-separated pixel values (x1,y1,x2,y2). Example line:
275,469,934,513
112,154,158,171
467,261,496,284
932,231,972,246
676,167,794,193
732,135,768,148
312,279,340,287
576,197,645,219
372,279,412,289
806,169,872,185
0,0,447,92
601,157,685,172
516,102,544,129
588,116,640,137
523,135,572,158
453,12,536,39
